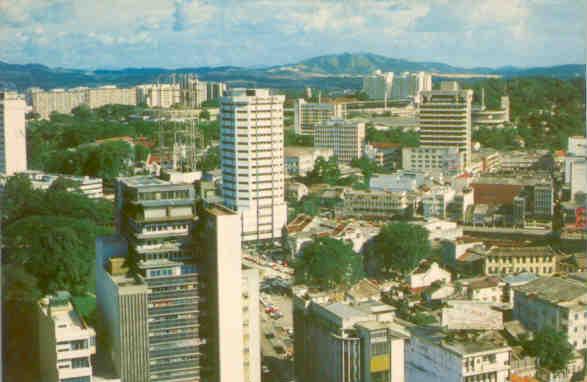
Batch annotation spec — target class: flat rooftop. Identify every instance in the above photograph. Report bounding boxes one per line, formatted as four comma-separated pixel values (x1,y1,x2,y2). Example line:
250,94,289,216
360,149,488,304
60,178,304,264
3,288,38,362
119,176,170,187
410,325,510,356
488,246,555,258
514,276,587,305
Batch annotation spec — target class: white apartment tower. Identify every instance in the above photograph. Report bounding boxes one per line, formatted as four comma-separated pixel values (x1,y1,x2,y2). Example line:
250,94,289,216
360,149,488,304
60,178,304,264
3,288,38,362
293,98,340,135
314,119,366,163
0,91,27,175
419,81,474,170
220,88,287,242
362,70,394,100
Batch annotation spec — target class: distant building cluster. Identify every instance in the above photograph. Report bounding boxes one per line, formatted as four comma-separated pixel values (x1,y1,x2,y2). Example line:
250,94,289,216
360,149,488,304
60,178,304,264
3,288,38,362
361,70,432,101
27,74,227,119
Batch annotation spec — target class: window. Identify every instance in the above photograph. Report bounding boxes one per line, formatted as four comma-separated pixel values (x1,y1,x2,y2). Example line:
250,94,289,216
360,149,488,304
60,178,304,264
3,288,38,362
70,340,87,350
71,357,90,369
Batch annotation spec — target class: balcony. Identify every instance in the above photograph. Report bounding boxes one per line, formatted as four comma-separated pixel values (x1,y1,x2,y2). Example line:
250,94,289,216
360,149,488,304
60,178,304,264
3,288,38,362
149,303,199,316
150,319,199,331
150,332,199,344
150,360,200,373
148,276,198,287
150,290,198,300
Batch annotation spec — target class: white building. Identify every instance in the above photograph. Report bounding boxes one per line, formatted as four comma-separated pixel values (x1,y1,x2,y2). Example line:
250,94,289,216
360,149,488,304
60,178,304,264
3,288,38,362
369,171,424,193
362,70,394,100
406,326,511,382
414,219,463,242
284,146,333,177
314,119,366,163
408,261,451,291
422,186,456,219
1,91,27,175
136,83,181,108
220,88,287,242
419,82,474,170
38,291,96,382
564,136,586,202
23,171,104,198
402,146,464,176
391,72,432,100
293,99,341,135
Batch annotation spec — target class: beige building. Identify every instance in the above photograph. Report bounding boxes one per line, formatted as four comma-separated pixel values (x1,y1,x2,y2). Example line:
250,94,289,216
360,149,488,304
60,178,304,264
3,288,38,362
484,246,557,276
242,268,261,382
29,85,137,119
314,119,366,163
38,291,96,382
402,146,464,176
514,276,587,352
419,81,474,170
1,91,27,175
136,83,181,108
362,70,394,100
293,98,341,135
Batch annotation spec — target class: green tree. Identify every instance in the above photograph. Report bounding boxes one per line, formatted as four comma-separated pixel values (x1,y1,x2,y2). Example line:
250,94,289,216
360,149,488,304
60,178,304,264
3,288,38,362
294,237,364,289
134,143,151,162
351,156,380,183
308,156,340,184
523,326,574,373
368,222,431,274
199,109,211,120
198,146,220,171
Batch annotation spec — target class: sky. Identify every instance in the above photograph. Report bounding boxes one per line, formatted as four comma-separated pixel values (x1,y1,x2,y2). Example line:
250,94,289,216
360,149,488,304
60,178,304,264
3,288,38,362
0,0,584,70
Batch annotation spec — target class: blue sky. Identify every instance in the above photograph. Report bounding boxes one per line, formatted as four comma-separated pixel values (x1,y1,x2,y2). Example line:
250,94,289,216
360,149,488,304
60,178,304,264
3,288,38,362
0,0,584,69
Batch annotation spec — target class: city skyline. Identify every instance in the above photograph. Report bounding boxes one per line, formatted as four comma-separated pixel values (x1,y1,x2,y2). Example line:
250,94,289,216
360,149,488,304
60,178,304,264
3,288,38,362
0,0,584,70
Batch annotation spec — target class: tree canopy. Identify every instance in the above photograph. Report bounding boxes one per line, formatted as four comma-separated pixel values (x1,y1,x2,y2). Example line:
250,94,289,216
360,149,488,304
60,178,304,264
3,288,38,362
307,156,341,185
522,326,575,373
368,222,431,274
294,237,364,289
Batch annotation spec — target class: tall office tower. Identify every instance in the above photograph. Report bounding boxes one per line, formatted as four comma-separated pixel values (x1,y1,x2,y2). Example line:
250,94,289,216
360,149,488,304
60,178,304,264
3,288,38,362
419,81,474,170
0,91,27,175
293,98,339,135
314,119,366,163
220,88,287,242
361,70,394,100
97,177,200,382
37,291,96,382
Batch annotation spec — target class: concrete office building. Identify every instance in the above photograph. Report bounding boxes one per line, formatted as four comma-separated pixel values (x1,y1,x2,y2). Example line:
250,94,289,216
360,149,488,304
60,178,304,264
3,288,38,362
422,186,456,219
24,171,103,199
97,177,200,382
419,82,474,170
220,88,287,242
364,142,401,171
294,287,408,382
242,268,261,382
38,291,96,382
0,91,27,175
362,70,394,100
402,146,464,176
293,99,340,135
314,119,366,163
514,276,587,351
472,95,510,128
564,136,587,202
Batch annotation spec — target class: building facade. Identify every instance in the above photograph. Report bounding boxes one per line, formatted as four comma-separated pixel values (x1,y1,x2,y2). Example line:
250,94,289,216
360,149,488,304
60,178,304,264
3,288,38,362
284,146,333,177
294,289,408,382
390,71,432,100
419,82,474,170
513,276,587,352
484,246,557,276
336,189,413,219
220,88,287,242
38,291,96,382
402,146,464,176
137,84,182,108
294,99,339,136
314,119,366,163
362,70,394,100
0,91,27,175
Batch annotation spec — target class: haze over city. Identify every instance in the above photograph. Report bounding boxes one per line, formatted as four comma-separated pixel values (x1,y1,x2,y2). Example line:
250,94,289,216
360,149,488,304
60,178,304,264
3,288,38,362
0,0,585,69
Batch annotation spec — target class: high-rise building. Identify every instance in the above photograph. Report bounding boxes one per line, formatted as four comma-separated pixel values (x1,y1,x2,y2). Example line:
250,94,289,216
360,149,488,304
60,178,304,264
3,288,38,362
136,83,182,108
97,176,259,382
178,74,208,108
390,72,432,100
0,91,27,175
37,291,96,382
314,119,366,163
206,82,227,101
293,99,339,135
220,88,287,242
97,177,200,382
362,70,394,100
87,85,137,109
419,82,474,170
294,287,408,382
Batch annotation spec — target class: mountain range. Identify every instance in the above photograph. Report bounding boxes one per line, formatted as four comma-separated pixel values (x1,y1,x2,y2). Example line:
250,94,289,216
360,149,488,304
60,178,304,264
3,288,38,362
1,53,584,91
